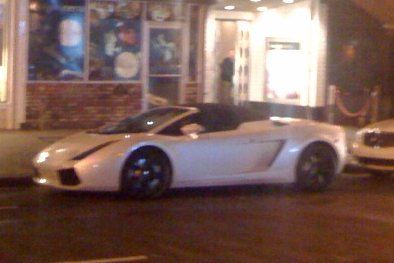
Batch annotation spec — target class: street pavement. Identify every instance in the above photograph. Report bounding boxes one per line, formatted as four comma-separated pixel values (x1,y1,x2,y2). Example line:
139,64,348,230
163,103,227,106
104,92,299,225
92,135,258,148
0,126,359,181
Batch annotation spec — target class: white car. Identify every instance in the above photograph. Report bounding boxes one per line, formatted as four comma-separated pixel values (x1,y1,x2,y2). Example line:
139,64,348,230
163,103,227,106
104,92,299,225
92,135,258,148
33,103,347,198
352,119,394,176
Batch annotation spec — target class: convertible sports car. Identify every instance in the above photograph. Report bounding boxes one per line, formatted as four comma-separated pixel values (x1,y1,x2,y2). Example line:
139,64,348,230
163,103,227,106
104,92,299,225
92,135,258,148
352,119,394,176
33,103,347,198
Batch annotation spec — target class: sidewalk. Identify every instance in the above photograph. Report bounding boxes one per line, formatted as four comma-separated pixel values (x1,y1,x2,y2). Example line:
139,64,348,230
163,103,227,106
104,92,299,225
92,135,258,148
0,126,359,181
0,129,80,180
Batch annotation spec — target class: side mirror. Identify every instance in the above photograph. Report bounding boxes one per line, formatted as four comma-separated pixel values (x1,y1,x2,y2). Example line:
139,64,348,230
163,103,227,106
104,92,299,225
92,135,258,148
181,123,205,136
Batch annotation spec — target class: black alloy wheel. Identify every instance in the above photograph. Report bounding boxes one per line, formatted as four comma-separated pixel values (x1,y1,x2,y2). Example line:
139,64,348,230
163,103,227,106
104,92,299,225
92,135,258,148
121,148,172,199
295,143,337,192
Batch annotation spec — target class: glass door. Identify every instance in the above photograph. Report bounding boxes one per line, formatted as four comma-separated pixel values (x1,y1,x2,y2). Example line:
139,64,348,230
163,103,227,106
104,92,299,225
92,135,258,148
146,25,182,109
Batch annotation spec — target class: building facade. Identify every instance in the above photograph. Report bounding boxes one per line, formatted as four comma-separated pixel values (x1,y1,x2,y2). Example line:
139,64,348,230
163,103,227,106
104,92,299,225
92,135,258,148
1,0,210,129
0,0,391,129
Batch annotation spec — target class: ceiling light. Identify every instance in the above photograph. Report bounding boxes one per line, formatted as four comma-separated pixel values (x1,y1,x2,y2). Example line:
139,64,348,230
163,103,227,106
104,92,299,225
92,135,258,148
283,0,294,3
251,0,261,2
257,6,267,12
224,5,235,10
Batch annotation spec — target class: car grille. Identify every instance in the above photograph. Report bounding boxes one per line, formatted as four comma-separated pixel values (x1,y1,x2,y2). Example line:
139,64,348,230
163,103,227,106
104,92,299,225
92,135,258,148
363,132,394,148
357,157,394,167
58,168,81,186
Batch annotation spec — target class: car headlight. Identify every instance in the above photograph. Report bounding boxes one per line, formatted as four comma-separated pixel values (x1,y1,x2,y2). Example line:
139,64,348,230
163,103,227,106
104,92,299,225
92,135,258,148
37,151,49,163
72,140,119,161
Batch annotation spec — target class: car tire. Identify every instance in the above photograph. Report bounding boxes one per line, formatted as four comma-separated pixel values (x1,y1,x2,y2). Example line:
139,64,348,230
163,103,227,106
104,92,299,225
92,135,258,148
295,143,337,192
121,148,172,199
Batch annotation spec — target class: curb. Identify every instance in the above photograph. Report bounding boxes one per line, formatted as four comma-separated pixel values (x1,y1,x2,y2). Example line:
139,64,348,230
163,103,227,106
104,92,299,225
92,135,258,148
0,176,34,187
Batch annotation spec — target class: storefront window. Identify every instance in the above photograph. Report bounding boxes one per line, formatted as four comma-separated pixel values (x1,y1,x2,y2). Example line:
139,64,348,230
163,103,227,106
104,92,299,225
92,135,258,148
28,0,86,81
0,0,6,102
0,1,3,64
189,5,199,82
89,1,142,81
147,3,183,22
25,0,202,110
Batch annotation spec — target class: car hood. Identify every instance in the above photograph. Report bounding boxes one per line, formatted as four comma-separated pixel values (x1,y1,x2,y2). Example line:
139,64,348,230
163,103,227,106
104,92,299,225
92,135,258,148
362,119,394,133
35,131,140,161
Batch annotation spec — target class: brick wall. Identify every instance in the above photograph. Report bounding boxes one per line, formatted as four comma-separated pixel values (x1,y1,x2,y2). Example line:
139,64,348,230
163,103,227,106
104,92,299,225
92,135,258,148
25,82,200,129
25,83,143,130
185,83,199,103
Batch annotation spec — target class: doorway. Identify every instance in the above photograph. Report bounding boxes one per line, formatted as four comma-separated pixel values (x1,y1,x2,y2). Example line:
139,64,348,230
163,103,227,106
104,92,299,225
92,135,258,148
212,20,251,105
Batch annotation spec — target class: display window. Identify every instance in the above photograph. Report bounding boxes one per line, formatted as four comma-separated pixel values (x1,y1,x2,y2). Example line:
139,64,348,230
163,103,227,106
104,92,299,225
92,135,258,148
27,0,145,82
188,5,199,82
89,0,142,81
28,0,86,81
265,38,306,103
0,1,3,65
25,0,203,120
27,1,196,84
0,0,7,102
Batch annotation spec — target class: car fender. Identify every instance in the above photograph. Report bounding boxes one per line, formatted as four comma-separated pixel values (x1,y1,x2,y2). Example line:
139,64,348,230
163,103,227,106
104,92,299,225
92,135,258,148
294,126,347,174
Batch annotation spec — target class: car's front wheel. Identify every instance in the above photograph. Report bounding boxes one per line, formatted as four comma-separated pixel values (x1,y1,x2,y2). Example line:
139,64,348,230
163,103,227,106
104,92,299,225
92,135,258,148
121,147,172,199
295,143,337,192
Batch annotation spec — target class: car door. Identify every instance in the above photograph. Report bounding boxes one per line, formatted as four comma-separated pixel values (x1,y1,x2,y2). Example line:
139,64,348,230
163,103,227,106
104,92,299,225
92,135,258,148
171,120,285,182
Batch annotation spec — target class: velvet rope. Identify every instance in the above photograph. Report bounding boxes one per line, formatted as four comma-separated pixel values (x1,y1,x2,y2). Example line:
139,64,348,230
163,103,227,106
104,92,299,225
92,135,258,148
335,89,372,118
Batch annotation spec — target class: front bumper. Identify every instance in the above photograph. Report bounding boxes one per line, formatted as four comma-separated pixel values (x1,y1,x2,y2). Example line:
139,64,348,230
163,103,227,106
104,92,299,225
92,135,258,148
34,166,83,189
352,144,394,171
353,155,394,171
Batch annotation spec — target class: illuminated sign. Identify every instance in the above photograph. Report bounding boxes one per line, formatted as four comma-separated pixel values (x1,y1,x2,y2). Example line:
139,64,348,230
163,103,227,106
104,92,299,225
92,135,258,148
265,38,306,103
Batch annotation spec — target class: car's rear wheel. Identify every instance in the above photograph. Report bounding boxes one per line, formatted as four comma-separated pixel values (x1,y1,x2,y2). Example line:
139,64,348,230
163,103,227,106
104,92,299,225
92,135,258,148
295,143,337,192
121,148,172,199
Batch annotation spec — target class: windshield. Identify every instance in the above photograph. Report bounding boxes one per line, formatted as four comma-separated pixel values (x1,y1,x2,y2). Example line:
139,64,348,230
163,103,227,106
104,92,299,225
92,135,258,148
91,107,189,134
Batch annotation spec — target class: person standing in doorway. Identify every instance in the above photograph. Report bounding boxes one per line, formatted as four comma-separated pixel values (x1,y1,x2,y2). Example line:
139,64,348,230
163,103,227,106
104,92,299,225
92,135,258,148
219,50,235,104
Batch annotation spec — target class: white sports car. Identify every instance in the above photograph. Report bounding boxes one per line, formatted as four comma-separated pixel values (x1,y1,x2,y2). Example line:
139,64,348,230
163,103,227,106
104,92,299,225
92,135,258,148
352,119,394,176
33,103,347,198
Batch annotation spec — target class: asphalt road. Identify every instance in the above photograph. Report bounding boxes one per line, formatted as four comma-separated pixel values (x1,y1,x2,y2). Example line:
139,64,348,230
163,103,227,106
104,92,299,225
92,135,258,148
2,172,394,263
